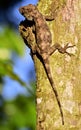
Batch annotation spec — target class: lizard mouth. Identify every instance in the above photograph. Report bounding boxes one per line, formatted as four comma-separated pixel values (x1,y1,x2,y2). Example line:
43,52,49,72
26,16,33,21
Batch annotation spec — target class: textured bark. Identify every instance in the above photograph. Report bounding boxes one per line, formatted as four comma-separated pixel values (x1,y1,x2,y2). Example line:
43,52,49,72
34,0,81,129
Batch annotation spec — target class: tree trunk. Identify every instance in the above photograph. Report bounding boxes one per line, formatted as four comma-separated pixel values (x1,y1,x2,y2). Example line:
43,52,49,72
35,0,81,129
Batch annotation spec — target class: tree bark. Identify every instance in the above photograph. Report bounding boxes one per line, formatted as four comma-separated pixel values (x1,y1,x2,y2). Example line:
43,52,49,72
34,0,81,129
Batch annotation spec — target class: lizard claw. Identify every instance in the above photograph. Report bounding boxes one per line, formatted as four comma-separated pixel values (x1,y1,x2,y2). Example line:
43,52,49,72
64,43,76,56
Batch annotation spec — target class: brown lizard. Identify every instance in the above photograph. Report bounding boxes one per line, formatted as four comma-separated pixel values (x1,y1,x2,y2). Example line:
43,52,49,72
19,4,75,125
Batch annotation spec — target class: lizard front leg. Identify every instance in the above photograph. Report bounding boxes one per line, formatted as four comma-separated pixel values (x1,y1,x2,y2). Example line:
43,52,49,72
49,43,75,56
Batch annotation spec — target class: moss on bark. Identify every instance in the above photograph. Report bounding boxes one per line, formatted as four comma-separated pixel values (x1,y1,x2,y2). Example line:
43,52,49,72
34,0,81,129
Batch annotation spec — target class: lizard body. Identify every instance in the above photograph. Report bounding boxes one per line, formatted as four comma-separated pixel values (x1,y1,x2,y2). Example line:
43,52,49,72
19,4,75,125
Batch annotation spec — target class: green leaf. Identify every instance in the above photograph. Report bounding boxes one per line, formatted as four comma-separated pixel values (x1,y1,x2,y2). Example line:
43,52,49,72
0,60,33,95
0,27,24,55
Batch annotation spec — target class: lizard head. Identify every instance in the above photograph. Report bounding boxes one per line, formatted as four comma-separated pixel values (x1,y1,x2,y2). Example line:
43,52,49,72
19,4,38,21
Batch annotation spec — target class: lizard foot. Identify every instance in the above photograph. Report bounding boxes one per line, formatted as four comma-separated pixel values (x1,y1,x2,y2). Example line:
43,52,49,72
54,43,75,56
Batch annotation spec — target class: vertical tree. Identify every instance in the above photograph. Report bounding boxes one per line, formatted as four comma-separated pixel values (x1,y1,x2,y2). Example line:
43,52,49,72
19,0,81,129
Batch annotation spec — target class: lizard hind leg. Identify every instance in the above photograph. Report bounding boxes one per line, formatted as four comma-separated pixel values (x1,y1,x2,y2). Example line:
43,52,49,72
43,58,64,125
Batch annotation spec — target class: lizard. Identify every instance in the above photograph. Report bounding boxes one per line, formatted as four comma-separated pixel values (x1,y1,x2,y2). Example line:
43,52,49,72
19,4,75,125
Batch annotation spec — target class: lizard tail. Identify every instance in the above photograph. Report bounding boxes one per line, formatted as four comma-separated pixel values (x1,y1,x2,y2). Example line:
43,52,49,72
43,58,64,125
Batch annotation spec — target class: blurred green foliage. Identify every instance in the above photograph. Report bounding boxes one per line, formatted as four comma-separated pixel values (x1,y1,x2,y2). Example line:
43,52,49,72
0,0,36,129
0,95,36,130
0,27,26,85
0,27,24,56
0,26,36,130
